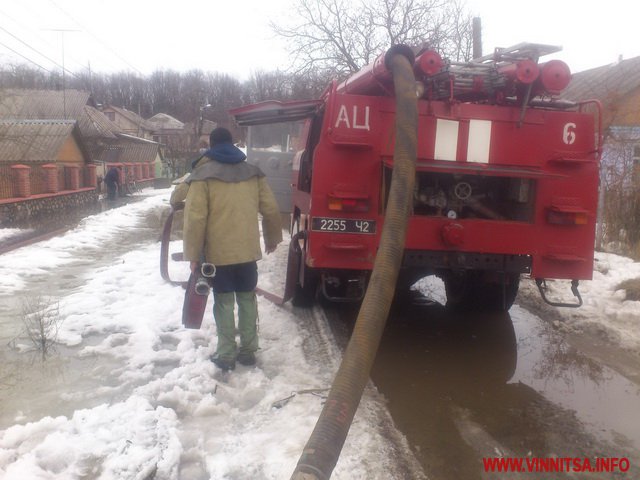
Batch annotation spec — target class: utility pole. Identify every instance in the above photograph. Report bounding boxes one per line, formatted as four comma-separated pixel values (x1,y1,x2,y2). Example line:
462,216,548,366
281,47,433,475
45,29,79,119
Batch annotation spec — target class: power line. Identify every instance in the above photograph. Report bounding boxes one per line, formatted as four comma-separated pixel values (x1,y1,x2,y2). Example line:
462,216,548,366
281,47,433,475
0,25,80,79
0,39,53,74
47,0,145,75
0,4,90,74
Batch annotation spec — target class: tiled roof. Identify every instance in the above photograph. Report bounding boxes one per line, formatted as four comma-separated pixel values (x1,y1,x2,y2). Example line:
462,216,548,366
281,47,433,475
0,89,93,120
0,89,121,140
94,135,160,164
562,56,640,102
0,120,78,163
81,105,121,139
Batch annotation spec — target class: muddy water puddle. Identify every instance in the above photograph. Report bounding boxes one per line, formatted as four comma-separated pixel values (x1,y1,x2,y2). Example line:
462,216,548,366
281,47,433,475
365,300,640,479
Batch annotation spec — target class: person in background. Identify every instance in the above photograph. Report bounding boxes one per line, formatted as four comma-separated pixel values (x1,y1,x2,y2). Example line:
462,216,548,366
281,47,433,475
183,127,282,371
104,166,121,200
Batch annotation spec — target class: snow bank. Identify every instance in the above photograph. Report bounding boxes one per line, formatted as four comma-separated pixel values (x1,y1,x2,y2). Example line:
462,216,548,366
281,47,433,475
0,190,417,479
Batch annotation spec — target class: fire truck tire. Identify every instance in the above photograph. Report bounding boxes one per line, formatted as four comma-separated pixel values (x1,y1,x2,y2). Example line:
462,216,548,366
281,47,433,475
443,271,519,312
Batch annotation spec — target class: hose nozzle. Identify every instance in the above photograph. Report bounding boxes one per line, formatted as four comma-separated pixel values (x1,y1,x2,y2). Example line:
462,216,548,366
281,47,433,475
201,263,216,278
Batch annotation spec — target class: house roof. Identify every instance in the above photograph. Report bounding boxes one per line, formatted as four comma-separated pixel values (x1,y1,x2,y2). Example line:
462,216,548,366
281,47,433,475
94,135,161,164
106,104,156,131
0,89,94,120
0,119,84,163
80,105,121,139
0,89,122,140
79,105,122,139
562,56,640,102
147,113,185,131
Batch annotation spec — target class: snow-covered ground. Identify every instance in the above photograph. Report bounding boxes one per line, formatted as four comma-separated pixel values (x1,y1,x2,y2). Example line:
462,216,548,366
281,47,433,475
1,189,639,479
0,190,419,480
517,252,640,354
0,228,31,244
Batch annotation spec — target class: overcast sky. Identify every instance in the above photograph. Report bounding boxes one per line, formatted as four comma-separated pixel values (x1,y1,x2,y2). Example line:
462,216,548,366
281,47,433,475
1,0,639,81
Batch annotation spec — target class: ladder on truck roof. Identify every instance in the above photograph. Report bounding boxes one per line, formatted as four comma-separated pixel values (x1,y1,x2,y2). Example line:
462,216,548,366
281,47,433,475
425,42,570,103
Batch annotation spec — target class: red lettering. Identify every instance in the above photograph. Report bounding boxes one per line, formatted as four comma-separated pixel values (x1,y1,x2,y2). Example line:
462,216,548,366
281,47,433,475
484,456,631,473
620,457,630,472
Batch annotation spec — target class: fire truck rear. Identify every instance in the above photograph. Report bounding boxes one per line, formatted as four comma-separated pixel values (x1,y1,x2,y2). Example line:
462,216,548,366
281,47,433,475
232,43,601,311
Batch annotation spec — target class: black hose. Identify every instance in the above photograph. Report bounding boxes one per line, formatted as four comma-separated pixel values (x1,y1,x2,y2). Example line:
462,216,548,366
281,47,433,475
291,45,418,480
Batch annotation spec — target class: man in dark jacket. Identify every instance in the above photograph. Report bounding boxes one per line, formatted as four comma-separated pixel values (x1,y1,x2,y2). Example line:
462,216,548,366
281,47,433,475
183,127,282,371
104,166,121,200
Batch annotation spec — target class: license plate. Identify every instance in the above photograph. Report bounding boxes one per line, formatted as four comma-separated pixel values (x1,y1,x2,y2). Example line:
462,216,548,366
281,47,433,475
311,217,376,234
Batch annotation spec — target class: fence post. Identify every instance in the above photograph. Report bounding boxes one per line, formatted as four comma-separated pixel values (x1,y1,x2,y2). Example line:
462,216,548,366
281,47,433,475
11,164,31,198
67,165,80,190
86,164,97,188
42,164,59,193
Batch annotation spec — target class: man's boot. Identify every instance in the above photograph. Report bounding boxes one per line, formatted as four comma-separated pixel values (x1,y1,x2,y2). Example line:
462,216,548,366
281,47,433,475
212,292,237,369
236,291,258,365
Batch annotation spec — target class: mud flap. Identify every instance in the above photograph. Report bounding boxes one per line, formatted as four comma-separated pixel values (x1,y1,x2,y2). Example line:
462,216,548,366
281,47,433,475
255,232,305,306
182,272,209,329
255,237,300,305
283,230,307,303
282,233,303,304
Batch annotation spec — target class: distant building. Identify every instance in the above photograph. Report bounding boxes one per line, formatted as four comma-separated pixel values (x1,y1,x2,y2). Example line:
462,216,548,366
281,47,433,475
101,104,156,140
147,113,192,178
0,89,161,224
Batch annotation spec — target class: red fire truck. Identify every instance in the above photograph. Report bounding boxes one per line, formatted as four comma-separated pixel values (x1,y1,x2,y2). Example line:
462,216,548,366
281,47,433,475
231,43,601,311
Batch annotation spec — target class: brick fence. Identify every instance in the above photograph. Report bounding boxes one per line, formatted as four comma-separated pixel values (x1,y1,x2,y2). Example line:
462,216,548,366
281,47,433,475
0,189,99,226
0,163,98,200
0,162,157,226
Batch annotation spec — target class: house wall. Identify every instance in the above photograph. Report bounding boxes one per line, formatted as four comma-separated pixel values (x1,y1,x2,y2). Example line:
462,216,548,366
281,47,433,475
599,88,640,129
154,152,164,177
103,107,134,131
56,136,85,164
615,88,640,126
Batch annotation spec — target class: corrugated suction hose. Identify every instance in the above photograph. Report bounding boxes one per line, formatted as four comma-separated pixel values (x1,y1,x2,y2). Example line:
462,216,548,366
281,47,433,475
291,45,418,480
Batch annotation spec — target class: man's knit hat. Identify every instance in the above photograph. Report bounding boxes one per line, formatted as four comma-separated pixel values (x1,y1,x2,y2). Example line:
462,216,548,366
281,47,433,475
209,127,233,146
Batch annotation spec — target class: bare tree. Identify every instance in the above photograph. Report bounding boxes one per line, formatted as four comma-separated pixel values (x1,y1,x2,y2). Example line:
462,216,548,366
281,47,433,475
272,0,473,78
599,128,640,255
20,295,63,362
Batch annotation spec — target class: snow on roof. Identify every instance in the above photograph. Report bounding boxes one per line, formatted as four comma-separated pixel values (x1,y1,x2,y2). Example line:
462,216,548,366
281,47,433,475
147,112,185,130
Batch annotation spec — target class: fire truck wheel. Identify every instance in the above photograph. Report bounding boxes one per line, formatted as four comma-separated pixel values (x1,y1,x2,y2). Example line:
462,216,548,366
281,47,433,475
443,271,519,312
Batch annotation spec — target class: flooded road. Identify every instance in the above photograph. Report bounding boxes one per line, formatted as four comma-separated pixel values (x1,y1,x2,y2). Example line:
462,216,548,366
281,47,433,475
363,299,640,479
0,194,172,427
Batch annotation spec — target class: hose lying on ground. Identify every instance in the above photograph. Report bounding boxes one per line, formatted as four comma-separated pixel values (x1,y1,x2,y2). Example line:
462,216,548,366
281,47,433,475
290,45,419,480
